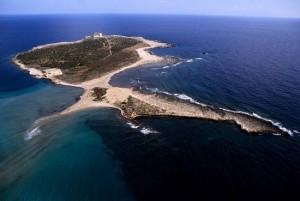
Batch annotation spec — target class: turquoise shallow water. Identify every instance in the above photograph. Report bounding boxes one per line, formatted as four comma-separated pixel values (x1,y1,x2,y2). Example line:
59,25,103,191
1,109,135,201
0,83,82,160
0,15,300,201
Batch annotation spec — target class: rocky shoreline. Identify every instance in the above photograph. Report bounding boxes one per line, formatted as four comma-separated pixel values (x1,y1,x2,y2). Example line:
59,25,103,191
13,34,292,136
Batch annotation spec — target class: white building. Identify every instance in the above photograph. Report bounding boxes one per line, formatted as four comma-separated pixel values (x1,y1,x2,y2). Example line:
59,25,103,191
85,32,103,40
93,32,103,39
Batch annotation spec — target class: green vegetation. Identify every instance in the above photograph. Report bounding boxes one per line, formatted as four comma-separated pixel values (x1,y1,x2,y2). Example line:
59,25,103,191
92,87,107,101
119,96,165,119
17,37,147,83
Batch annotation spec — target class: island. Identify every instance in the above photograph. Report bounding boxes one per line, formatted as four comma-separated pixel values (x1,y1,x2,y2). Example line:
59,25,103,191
13,33,290,136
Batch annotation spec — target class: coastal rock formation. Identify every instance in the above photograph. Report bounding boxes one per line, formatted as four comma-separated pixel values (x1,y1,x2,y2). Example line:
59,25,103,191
116,96,166,119
98,89,287,135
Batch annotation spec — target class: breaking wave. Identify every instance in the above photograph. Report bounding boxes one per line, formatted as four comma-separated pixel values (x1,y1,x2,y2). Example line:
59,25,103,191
220,107,294,136
23,115,58,141
151,57,205,71
140,127,159,135
172,61,184,67
25,127,41,141
160,57,204,69
127,122,139,129
172,94,203,105
145,87,206,106
184,57,204,63
127,122,159,135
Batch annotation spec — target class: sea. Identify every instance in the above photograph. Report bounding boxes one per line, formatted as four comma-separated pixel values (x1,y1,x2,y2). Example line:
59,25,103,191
0,14,300,201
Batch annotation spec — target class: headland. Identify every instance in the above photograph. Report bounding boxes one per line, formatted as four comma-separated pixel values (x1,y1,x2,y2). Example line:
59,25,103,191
13,33,291,136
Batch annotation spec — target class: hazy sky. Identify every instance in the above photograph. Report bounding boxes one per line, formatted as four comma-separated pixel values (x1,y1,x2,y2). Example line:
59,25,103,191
1,0,299,18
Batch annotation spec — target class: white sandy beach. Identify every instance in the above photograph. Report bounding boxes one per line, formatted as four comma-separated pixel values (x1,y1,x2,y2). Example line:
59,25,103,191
61,37,168,114
13,36,290,135
14,36,169,114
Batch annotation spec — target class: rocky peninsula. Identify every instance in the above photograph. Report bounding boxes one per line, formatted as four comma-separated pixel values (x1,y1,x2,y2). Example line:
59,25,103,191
13,33,291,136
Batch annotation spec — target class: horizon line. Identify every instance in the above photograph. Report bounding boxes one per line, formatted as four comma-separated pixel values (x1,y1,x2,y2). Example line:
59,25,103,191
1,13,300,20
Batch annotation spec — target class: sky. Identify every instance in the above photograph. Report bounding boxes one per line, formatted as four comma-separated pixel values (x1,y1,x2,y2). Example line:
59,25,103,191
0,0,299,18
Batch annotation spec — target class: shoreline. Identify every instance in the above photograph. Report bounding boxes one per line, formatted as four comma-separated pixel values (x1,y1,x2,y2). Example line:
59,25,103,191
13,35,293,136
13,36,166,88
59,37,169,114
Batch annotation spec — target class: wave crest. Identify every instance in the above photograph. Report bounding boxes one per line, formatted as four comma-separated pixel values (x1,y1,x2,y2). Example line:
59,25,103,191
25,127,41,141
145,87,294,136
127,122,139,129
145,87,206,107
127,121,159,135
221,108,294,136
140,127,159,135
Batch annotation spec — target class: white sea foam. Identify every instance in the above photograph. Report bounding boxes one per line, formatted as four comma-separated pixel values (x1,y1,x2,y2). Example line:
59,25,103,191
25,127,41,141
127,122,140,129
167,57,204,68
145,87,164,94
140,127,159,135
127,121,158,135
145,87,293,136
172,93,204,105
251,113,293,136
145,87,206,106
172,61,184,67
159,58,198,70
271,122,293,136
186,59,194,63
220,107,294,136
185,57,205,63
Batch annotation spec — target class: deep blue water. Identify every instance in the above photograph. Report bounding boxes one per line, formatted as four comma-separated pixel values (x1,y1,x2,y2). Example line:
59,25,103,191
0,15,300,201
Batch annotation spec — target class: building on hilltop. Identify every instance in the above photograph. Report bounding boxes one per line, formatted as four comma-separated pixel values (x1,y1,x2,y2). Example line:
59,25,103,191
93,32,103,39
85,32,103,40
